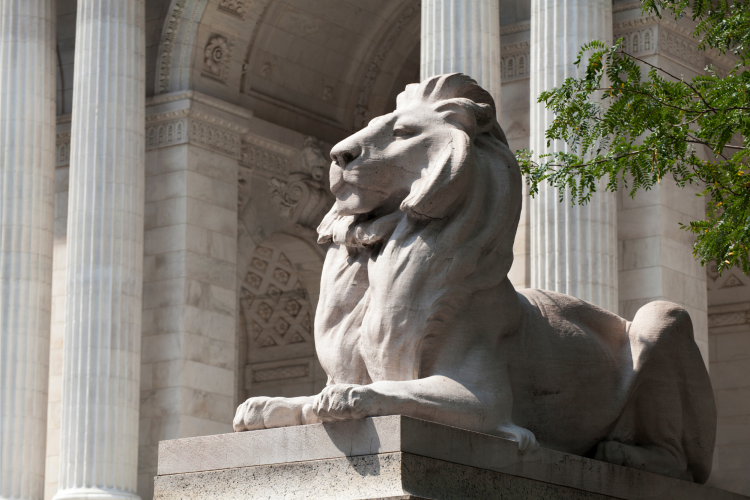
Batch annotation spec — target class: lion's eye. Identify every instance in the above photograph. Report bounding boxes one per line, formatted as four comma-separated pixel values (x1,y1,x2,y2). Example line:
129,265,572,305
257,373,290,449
392,127,414,137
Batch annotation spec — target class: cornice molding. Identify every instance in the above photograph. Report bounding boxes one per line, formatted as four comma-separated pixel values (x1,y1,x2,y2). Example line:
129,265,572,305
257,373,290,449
500,22,530,36
147,89,253,121
613,15,659,33
613,2,642,13
501,40,530,54
243,133,297,158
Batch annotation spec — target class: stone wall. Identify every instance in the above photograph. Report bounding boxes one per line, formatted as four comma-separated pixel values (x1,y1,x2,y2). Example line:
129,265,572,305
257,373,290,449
137,91,247,499
707,270,750,496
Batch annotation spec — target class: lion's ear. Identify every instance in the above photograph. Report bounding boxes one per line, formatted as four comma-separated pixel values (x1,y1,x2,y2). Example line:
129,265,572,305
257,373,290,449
400,129,471,220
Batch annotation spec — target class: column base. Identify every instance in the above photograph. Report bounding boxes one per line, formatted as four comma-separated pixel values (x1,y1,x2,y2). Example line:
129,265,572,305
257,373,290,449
52,488,141,500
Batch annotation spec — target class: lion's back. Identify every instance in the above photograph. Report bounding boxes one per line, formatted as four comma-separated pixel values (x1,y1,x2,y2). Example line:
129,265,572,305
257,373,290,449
508,289,631,454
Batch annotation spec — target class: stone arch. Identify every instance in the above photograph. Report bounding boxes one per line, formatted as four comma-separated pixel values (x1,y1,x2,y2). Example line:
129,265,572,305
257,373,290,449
154,0,420,142
155,0,211,94
348,0,421,130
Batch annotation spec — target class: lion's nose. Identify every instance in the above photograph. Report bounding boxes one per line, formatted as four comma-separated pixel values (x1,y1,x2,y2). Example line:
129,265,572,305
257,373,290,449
330,143,362,168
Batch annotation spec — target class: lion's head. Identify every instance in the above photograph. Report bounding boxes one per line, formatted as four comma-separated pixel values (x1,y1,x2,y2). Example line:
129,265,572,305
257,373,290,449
324,73,510,222
315,73,522,381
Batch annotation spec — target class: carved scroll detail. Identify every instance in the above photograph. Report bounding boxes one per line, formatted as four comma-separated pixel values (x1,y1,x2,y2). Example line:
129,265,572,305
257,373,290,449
268,136,331,229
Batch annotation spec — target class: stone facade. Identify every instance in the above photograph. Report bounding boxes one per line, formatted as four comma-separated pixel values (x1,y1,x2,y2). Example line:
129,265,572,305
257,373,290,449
0,1,746,500
707,267,750,493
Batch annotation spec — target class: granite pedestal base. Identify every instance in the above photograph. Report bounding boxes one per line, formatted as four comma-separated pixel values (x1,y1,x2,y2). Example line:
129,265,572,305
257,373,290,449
154,416,745,500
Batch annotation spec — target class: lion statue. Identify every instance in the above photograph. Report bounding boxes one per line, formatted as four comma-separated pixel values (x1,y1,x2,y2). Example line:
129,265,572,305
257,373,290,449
234,73,716,483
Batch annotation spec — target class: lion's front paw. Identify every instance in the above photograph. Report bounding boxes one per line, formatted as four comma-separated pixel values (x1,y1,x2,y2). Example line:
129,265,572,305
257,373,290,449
233,396,310,432
233,396,271,432
312,384,368,422
497,423,539,454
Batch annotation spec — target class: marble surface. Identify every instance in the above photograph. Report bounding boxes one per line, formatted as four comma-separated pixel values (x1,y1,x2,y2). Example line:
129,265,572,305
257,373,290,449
156,416,746,500
528,0,618,312
421,0,502,113
0,2,56,500
54,2,145,500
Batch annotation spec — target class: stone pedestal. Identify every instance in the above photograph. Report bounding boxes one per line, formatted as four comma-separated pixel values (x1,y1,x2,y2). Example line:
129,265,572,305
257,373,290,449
154,416,745,500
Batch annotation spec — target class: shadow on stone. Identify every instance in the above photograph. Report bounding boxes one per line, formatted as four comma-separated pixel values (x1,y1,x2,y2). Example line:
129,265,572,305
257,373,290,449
323,418,382,477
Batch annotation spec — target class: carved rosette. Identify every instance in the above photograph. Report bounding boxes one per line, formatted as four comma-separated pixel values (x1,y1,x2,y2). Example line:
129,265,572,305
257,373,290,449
203,34,232,82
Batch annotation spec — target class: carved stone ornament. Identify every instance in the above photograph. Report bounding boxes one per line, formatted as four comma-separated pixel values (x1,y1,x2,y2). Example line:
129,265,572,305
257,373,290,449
268,136,331,230
501,42,530,81
240,244,314,355
218,0,248,19
234,74,717,485
203,35,230,80
56,133,71,167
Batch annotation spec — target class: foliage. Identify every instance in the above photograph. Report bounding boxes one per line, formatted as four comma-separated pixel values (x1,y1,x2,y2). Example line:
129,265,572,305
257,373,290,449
516,0,750,275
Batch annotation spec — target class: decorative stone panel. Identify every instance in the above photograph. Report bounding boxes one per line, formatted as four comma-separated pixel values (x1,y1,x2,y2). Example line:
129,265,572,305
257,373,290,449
56,133,71,167
203,34,232,82
621,28,655,54
501,41,530,81
241,143,290,174
240,135,296,175
191,119,241,156
157,0,188,94
146,116,189,149
145,90,252,158
240,244,316,364
218,0,248,19
252,363,309,383
267,136,332,230
660,28,703,70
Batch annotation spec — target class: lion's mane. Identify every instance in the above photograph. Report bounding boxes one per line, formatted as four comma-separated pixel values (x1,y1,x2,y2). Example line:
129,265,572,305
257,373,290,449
316,73,522,383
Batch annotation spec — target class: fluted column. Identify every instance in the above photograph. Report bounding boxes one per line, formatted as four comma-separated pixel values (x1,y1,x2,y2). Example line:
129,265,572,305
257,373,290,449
529,0,617,311
54,2,145,500
421,0,502,111
0,2,56,500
